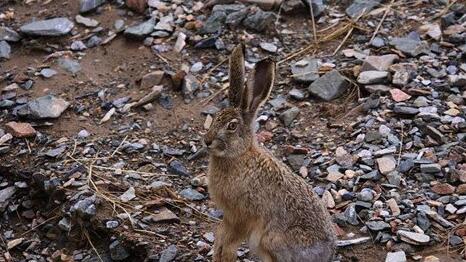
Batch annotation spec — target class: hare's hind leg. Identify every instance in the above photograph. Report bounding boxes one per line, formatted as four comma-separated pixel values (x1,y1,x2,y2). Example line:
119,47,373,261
213,220,247,262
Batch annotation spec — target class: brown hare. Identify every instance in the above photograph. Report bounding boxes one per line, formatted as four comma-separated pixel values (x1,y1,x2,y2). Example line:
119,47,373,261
204,44,336,262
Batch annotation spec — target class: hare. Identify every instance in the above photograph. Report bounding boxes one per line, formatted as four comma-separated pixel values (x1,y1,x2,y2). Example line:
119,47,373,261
204,44,336,262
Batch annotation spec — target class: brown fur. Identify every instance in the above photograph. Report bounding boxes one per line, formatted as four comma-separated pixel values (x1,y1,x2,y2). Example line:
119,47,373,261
205,45,336,262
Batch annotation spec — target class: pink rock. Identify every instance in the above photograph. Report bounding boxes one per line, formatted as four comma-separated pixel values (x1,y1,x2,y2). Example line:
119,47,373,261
390,88,411,102
5,122,36,138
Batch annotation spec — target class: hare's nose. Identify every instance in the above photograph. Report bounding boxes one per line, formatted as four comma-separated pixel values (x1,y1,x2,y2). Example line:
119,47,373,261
204,139,213,147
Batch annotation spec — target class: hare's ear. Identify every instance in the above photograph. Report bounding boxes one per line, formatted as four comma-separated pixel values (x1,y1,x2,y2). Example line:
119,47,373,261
229,43,245,107
241,58,275,119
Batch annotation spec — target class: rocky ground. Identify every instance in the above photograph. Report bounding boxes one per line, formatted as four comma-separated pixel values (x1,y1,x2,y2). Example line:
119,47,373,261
0,0,465,261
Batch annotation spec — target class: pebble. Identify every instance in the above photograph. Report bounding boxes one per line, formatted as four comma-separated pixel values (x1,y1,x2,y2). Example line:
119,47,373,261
260,42,278,53
385,251,406,262
0,41,11,59
357,71,390,84
376,155,396,175
15,95,69,119
5,122,36,138
20,18,74,36
308,70,349,101
179,188,205,201
397,230,430,245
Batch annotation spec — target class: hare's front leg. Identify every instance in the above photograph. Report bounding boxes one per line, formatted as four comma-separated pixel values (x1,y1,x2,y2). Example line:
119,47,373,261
213,220,246,262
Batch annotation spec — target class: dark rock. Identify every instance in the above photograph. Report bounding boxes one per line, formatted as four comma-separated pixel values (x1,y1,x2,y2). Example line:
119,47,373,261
308,70,349,101
279,107,300,126
201,11,226,34
109,240,129,261
346,0,381,18
20,18,74,36
168,160,189,176
242,9,276,32
389,36,429,57
86,35,102,48
0,41,11,59
226,9,248,27
159,245,177,262
124,18,156,38
15,95,69,119
179,188,205,201
80,0,106,13
71,40,87,51
0,27,20,42
366,220,390,231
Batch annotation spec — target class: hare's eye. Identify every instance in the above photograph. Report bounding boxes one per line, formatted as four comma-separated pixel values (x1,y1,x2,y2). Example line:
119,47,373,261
227,120,238,131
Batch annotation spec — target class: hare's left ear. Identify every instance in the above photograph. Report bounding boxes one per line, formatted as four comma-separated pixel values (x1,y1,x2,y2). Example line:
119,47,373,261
241,58,276,122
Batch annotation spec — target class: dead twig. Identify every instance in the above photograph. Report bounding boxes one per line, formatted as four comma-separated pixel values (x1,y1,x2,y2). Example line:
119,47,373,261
84,229,104,262
369,0,396,43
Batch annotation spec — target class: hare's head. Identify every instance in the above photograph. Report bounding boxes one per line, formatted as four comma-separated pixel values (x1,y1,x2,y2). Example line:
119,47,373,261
204,44,276,158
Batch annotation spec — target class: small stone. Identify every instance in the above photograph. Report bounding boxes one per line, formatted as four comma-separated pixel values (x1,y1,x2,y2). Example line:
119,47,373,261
260,42,277,53
423,256,440,262
371,37,385,47
445,204,457,214
77,129,90,138
389,35,429,57
291,58,320,83
390,88,411,102
119,187,136,202
58,58,81,74
387,198,400,216
0,41,11,59
124,18,156,38
159,245,177,262
191,62,203,73
15,95,69,119
366,220,390,231
357,71,390,84
5,122,36,138
168,160,189,176
174,32,187,53
418,23,442,40
361,54,398,72
0,26,21,42
322,190,335,208
20,18,74,36
109,240,129,261
242,9,275,32
289,88,306,100
180,188,205,201
420,163,441,173
141,71,165,89
431,183,455,195
40,68,57,78
308,70,349,101
7,238,23,250
201,11,226,34
346,0,381,18
79,0,106,13
71,40,87,51
152,208,179,223
0,186,16,203
75,15,99,27
397,230,430,245
279,107,300,126
385,251,406,262
376,155,396,175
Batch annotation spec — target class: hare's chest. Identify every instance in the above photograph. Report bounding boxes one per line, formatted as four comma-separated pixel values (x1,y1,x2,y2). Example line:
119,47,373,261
208,171,252,210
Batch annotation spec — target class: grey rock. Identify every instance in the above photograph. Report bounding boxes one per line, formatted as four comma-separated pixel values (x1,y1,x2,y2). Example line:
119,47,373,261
71,40,87,51
179,188,205,201
212,4,245,14
308,70,349,101
80,0,106,13
365,84,391,94
86,35,102,48
0,186,16,203
393,105,419,115
260,42,278,53
289,88,306,100
413,96,429,107
106,220,119,229
420,163,441,173
20,18,74,36
78,129,90,138
58,58,81,74
40,68,57,78
15,95,69,119
114,19,125,32
124,18,156,38
361,55,398,71
346,0,381,18
159,245,177,262
279,107,300,126
109,240,129,261
0,27,21,42
71,195,97,218
387,171,401,187
366,220,390,231
358,188,374,202
75,15,99,27
226,9,248,27
449,74,466,87
45,146,66,157
168,160,189,176
190,62,203,73
416,211,431,231
344,204,359,225
155,15,174,32
397,230,430,245
287,154,306,170
301,0,326,17
0,41,11,59
390,63,418,86
291,58,320,83
243,9,276,32
385,251,406,262
371,37,385,47
357,71,390,84
119,187,136,202
389,36,429,57
201,11,226,34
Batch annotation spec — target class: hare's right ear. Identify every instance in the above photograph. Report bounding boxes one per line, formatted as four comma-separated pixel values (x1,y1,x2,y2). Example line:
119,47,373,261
229,44,245,107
